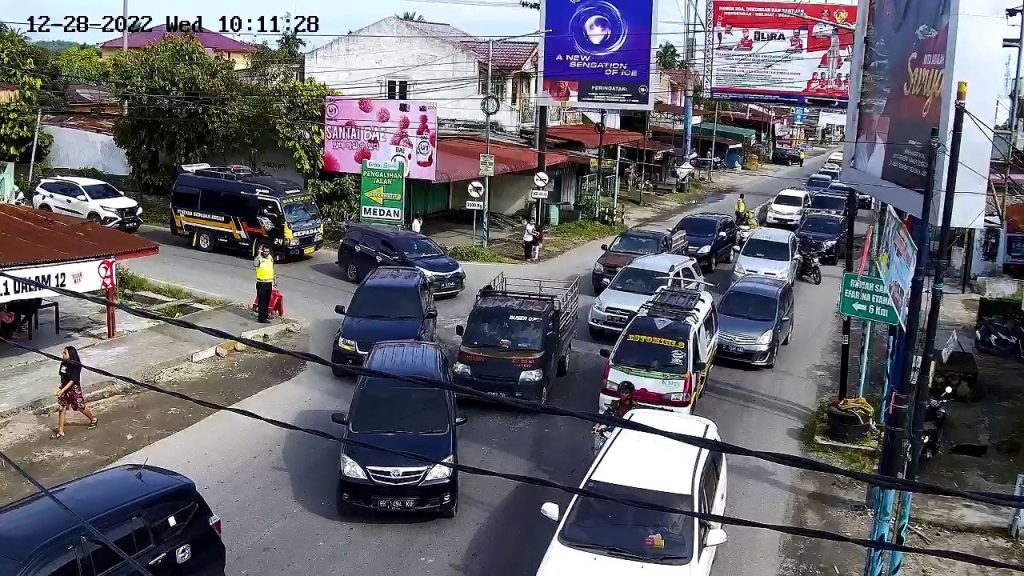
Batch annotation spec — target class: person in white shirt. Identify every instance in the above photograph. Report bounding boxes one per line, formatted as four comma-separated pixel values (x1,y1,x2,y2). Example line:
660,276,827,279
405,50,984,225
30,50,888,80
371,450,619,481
522,217,536,261
411,212,423,233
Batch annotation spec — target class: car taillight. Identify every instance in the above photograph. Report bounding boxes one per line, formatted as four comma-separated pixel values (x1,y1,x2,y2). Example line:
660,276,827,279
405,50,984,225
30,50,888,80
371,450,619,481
209,514,222,536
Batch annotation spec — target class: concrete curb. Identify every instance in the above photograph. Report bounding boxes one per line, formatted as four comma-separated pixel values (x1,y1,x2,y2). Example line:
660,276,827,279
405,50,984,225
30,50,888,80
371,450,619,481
190,319,302,363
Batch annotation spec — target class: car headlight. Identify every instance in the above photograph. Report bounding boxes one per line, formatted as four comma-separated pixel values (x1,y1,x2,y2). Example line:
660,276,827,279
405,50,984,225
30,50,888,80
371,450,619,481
287,237,300,246
424,455,454,482
519,369,544,382
594,263,605,273
340,454,367,479
136,206,143,215
455,264,465,278
338,337,357,351
823,240,837,249
734,260,746,274
757,330,774,345
593,299,606,313
453,362,471,377
697,245,711,255
314,232,324,242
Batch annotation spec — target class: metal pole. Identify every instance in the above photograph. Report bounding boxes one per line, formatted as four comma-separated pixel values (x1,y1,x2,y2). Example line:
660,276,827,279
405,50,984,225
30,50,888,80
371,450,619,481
595,109,606,219
838,184,858,399
709,102,720,182
858,218,882,398
482,39,493,247
537,105,548,224
864,127,939,576
613,144,621,211
961,228,974,293
641,114,649,206
122,0,129,52
27,109,41,185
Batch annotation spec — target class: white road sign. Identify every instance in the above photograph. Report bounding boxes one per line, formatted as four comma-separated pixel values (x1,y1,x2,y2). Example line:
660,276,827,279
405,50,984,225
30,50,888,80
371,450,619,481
534,171,549,188
530,189,549,200
467,181,484,198
465,200,484,210
479,154,495,177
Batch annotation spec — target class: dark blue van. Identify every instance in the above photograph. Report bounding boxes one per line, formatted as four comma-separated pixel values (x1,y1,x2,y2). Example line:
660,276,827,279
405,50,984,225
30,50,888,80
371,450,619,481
0,465,226,576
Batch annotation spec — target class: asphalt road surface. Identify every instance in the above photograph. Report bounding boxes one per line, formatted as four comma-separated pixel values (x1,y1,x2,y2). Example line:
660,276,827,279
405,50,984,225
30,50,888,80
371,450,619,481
119,156,846,575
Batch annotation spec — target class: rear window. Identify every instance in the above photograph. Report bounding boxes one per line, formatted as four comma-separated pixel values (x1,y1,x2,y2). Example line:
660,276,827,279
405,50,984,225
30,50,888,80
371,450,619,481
809,195,846,211
807,176,831,188
82,519,153,575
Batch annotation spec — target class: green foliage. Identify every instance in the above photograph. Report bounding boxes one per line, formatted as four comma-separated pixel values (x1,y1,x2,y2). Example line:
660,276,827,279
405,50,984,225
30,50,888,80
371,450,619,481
550,219,625,242
306,176,359,221
446,245,515,264
53,45,108,84
398,11,426,21
265,80,334,181
656,42,680,69
33,39,79,52
0,26,54,162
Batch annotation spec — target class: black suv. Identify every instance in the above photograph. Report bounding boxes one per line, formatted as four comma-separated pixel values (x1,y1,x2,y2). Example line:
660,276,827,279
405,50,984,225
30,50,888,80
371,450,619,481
806,191,851,220
591,226,688,292
673,213,737,271
332,267,437,374
796,212,847,265
333,340,466,518
0,464,226,576
337,223,466,297
771,148,802,166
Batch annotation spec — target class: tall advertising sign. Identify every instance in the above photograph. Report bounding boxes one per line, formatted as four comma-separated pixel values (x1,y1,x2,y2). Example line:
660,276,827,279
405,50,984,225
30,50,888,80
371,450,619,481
537,0,657,111
360,161,405,225
324,98,437,181
875,205,917,328
709,1,857,106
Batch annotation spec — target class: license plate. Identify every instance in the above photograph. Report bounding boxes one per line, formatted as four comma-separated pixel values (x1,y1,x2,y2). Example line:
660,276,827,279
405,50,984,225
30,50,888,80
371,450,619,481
440,282,456,289
303,246,315,255
724,344,742,353
375,498,416,509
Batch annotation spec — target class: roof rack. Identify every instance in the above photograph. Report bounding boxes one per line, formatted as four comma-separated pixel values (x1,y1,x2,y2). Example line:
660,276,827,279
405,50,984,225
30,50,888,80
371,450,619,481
177,163,256,180
640,286,707,322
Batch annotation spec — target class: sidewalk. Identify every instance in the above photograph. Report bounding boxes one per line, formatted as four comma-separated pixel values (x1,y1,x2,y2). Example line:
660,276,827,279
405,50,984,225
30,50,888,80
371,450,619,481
0,305,298,419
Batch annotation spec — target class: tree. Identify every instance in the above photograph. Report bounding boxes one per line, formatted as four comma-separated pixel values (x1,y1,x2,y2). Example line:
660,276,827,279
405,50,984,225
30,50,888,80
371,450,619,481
107,34,245,192
53,45,108,84
657,42,680,69
0,26,53,162
245,19,306,87
398,11,426,21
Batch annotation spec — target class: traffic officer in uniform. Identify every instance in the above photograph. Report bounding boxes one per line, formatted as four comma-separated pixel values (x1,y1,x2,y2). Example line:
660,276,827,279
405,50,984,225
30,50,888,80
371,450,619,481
254,245,275,324
735,193,747,225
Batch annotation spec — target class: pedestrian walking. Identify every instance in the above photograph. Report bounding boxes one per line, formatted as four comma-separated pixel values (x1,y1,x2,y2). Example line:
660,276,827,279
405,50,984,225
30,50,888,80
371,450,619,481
411,212,423,234
254,244,276,324
522,217,536,261
52,346,97,439
532,225,544,262
735,193,747,224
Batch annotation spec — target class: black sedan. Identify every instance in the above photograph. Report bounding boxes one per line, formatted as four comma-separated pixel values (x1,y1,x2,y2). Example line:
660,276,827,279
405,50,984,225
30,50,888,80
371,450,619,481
772,148,802,166
806,191,851,220
796,212,847,265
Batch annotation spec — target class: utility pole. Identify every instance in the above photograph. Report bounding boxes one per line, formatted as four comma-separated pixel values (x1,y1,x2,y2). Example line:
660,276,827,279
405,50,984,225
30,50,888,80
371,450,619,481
122,0,129,52
709,102,720,182
27,109,41,185
482,39,494,247
887,83,968,576
595,110,607,218
863,127,939,576
858,210,884,397
537,106,548,224
838,181,858,400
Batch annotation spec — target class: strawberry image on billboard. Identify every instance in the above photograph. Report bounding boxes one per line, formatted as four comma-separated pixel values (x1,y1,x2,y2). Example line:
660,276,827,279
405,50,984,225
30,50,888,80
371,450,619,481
323,98,438,181
710,1,857,106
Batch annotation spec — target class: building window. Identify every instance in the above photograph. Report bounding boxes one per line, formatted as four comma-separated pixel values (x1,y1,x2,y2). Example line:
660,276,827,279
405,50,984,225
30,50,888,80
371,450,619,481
386,79,409,100
479,71,506,101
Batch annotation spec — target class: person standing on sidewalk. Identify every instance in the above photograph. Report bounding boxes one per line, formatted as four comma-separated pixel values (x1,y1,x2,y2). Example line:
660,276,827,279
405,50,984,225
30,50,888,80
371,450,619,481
411,212,423,233
522,218,537,261
52,346,97,439
254,244,275,324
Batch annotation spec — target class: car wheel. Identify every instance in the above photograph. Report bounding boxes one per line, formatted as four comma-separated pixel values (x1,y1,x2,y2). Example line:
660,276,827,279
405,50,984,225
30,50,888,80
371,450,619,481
331,365,348,378
195,230,214,252
766,344,779,369
588,326,604,340
336,486,356,517
783,324,792,345
39,204,52,212
439,498,458,519
87,213,102,224
344,261,361,283
557,348,570,377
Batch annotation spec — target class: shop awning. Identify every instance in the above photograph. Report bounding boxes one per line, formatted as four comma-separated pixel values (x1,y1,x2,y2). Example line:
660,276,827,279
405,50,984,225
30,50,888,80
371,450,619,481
0,205,159,268
434,138,568,183
546,124,644,148
694,122,756,142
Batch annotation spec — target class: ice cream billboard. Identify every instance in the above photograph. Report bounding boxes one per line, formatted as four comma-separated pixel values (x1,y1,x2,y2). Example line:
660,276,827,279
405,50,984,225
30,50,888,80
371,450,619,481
709,1,857,106
323,98,438,181
538,0,657,111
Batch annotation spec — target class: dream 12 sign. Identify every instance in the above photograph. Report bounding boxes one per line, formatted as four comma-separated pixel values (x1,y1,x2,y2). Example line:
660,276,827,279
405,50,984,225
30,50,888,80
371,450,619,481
0,259,114,304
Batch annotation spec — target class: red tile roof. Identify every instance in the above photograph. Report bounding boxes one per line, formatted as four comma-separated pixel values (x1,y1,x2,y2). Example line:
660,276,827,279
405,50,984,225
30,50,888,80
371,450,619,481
435,137,567,183
403,20,536,69
0,206,159,268
42,113,117,135
547,124,645,148
99,25,256,52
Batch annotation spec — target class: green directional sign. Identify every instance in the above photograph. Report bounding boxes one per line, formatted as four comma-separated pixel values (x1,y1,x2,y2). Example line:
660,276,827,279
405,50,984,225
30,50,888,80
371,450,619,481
840,272,899,326
360,160,405,224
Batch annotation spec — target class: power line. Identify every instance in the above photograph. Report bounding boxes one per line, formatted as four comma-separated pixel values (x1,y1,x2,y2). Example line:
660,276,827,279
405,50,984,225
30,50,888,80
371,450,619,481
2,337,1023,572
1,271,1021,511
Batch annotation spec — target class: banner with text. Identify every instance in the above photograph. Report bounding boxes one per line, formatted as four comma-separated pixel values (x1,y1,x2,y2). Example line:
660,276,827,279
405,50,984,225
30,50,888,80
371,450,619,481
360,161,405,224
324,98,437,181
875,206,917,328
0,259,114,304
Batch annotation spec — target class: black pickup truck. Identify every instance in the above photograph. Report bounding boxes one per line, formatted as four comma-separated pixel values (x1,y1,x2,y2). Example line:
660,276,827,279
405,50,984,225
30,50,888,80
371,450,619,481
453,273,580,404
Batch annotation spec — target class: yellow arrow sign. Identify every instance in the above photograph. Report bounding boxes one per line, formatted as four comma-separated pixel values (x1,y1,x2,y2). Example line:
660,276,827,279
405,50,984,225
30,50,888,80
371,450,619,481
364,186,385,205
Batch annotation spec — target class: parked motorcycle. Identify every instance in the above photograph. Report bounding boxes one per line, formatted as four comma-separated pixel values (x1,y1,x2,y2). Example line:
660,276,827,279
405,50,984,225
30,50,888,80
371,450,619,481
797,250,823,285
921,386,954,462
974,315,1024,362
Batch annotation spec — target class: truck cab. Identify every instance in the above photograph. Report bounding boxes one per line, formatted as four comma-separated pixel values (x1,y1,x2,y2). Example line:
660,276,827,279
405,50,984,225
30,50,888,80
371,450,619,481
453,273,580,404
598,287,718,414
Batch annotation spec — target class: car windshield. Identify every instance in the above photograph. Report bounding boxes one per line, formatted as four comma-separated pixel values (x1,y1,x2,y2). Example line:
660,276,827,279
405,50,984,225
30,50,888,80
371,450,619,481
608,267,669,296
809,195,846,211
611,319,689,375
807,177,831,188
774,194,803,207
559,480,695,565
396,237,445,259
348,287,424,319
676,217,716,237
742,238,790,261
609,233,662,255
720,290,779,322
799,217,841,234
463,306,547,351
349,385,449,434
282,198,321,224
82,183,122,200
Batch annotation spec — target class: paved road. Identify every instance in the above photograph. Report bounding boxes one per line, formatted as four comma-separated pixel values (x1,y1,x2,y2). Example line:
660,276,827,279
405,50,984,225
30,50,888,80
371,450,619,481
119,156,843,575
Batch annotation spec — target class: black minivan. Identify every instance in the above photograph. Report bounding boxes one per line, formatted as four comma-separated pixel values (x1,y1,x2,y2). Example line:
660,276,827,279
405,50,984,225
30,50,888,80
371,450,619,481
337,223,466,296
0,464,225,576
332,341,466,518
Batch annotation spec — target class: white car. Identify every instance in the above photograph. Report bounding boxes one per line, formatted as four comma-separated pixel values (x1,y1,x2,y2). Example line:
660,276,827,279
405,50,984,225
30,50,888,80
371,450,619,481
765,188,809,227
33,177,142,231
733,226,800,285
589,254,704,339
827,151,843,165
537,409,728,576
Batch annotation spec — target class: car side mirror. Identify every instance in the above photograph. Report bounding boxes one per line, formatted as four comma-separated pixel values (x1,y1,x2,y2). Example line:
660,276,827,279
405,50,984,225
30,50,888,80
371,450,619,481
76,195,87,201
335,305,347,315
455,325,465,337
599,348,611,358
425,309,438,320
705,528,728,547
718,231,727,238
782,316,791,322
540,502,560,522
331,412,348,425
454,415,469,426
732,245,741,252
600,244,609,251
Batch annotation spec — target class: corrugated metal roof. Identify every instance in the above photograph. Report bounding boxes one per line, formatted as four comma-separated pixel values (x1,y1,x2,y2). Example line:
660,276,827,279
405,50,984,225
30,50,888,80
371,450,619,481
435,137,567,183
65,84,118,105
0,205,159,268
41,113,117,135
547,124,644,148
98,25,256,52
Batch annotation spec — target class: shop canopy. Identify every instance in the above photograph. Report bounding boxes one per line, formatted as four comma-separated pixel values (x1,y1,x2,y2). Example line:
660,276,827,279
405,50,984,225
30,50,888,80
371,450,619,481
434,138,568,183
546,124,645,149
693,122,756,143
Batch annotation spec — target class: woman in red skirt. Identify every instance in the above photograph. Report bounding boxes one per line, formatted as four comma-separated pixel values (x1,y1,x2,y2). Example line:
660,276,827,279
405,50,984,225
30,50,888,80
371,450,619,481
52,346,98,439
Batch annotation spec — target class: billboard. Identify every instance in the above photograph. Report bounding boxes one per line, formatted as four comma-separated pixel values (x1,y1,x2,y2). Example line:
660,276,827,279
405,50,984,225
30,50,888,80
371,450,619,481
845,0,999,229
324,98,437,181
708,1,857,106
875,205,917,328
360,161,405,224
537,0,657,111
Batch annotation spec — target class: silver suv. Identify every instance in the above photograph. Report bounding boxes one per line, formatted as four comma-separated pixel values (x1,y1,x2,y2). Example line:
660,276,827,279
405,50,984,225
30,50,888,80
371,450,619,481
732,227,800,286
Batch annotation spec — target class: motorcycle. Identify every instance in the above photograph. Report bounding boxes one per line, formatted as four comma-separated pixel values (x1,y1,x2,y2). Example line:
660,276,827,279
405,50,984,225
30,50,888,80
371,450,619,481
921,386,954,462
736,210,758,246
797,249,822,285
974,315,1024,362
591,400,630,455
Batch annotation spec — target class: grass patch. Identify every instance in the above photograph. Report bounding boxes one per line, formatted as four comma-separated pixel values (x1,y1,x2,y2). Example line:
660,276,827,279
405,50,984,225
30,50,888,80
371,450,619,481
663,180,706,204
445,244,516,264
116,268,225,306
801,401,879,474
133,193,172,227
